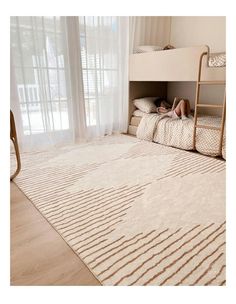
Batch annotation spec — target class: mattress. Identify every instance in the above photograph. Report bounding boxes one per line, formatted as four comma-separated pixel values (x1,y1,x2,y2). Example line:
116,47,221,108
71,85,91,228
135,113,226,158
154,115,225,157
130,116,142,127
128,125,138,136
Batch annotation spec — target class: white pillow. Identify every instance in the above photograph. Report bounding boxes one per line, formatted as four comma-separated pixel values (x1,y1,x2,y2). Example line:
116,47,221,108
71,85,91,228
133,97,157,114
134,45,163,53
133,109,145,117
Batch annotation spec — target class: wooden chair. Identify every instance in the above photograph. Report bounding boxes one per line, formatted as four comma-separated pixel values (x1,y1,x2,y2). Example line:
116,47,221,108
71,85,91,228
10,110,21,180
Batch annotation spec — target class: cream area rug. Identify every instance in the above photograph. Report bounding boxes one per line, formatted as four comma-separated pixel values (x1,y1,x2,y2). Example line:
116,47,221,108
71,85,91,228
13,135,226,286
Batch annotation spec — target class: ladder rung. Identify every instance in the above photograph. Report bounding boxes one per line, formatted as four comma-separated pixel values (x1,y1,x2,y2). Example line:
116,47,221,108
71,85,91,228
195,124,221,131
198,81,225,85
196,104,223,108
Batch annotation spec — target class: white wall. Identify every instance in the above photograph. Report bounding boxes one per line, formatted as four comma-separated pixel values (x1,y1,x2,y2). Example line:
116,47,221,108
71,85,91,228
167,82,225,115
170,16,226,52
167,16,226,113
132,16,171,51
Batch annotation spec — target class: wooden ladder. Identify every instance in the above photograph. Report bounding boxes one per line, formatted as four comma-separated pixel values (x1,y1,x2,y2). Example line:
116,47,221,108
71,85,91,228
193,52,226,156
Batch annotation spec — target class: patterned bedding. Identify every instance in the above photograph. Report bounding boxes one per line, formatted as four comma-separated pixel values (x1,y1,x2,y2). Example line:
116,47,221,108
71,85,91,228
208,53,226,67
136,114,226,159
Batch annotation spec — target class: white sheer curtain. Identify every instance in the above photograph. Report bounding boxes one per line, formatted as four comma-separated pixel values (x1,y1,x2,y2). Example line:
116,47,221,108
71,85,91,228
10,16,75,151
130,16,171,53
10,16,129,151
78,16,129,138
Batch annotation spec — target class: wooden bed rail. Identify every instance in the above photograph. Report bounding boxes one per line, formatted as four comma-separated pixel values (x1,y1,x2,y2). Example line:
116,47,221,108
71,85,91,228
193,52,226,156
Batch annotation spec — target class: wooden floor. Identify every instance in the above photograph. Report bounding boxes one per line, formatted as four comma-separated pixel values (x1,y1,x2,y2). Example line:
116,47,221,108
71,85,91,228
10,182,101,286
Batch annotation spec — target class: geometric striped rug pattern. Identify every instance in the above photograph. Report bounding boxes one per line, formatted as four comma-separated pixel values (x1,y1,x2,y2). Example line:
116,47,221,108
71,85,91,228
13,135,226,285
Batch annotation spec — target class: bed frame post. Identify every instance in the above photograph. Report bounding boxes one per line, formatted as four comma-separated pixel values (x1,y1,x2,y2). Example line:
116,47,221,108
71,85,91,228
193,52,207,150
218,91,226,155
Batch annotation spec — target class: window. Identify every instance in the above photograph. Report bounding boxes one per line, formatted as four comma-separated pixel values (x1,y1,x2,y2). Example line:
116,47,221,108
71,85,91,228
79,16,119,127
11,16,71,136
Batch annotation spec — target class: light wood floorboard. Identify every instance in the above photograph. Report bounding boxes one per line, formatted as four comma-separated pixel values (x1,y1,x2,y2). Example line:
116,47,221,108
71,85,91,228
11,182,101,286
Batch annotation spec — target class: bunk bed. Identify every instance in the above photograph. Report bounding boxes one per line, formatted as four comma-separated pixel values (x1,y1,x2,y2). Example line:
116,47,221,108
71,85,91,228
128,45,226,159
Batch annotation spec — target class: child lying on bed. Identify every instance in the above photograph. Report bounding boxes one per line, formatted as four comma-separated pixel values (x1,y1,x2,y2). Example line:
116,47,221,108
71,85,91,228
154,97,191,120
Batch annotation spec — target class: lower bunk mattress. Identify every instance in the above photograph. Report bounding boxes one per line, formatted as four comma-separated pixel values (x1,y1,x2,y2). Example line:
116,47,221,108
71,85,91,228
129,114,226,159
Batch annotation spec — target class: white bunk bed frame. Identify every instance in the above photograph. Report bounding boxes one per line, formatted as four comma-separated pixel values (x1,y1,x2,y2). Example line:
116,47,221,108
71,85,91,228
129,45,225,81
128,45,226,156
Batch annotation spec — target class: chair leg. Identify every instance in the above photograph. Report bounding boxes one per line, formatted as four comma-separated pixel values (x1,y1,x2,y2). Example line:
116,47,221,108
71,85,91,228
11,137,21,181
10,110,21,180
